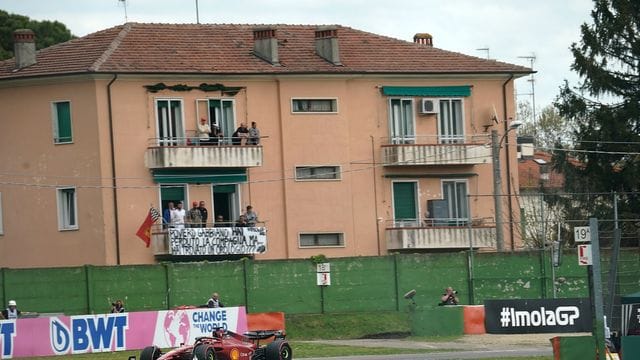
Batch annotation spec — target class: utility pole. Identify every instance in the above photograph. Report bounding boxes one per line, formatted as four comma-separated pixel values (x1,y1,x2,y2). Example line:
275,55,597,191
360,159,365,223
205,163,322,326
492,130,504,252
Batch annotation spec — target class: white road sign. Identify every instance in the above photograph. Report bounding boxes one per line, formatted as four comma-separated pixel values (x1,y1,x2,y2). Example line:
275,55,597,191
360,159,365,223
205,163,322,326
574,226,591,243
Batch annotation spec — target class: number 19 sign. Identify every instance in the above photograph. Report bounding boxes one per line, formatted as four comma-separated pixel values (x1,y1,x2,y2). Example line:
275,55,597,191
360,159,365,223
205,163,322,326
574,226,591,243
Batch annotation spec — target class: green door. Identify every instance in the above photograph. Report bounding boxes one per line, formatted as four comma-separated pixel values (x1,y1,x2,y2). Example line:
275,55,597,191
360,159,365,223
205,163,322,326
393,182,417,221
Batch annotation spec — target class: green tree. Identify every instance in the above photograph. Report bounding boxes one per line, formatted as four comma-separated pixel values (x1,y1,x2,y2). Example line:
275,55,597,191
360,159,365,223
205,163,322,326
0,10,75,60
518,102,576,150
554,0,640,236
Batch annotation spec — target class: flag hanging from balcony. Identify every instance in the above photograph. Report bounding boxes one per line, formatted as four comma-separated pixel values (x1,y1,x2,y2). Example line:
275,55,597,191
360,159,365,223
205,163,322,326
136,207,161,247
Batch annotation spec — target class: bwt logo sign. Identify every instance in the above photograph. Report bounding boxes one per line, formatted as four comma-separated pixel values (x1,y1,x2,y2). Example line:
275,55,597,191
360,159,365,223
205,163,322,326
50,314,128,354
0,320,16,358
499,306,580,327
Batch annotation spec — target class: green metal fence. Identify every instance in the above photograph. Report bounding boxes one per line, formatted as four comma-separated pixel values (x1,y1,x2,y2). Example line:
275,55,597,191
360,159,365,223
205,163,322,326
1,249,637,316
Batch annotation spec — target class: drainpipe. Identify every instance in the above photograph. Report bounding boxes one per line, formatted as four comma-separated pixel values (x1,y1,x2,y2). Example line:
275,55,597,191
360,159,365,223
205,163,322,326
370,135,381,256
502,74,515,251
275,79,290,259
107,74,121,264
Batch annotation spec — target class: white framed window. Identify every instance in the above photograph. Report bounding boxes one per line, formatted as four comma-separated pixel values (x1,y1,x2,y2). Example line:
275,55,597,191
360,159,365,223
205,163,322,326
51,100,73,144
441,179,469,226
299,233,344,247
437,98,464,144
155,99,185,146
0,192,4,235
291,98,338,113
389,98,415,144
57,187,78,230
295,166,341,181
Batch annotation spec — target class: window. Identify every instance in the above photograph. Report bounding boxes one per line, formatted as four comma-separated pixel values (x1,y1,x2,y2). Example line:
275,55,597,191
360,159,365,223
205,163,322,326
57,187,78,230
299,233,344,247
291,99,337,113
52,101,73,143
207,99,235,141
392,181,418,226
438,99,464,143
156,99,184,145
0,192,3,235
442,180,468,226
295,166,340,181
389,99,415,144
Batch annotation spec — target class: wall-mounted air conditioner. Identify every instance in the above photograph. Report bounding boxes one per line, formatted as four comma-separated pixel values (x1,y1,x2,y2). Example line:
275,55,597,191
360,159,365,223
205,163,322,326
420,99,439,114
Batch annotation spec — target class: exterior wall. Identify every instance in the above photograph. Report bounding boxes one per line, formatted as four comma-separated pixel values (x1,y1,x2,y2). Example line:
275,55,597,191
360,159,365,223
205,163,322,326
0,72,522,267
0,78,109,268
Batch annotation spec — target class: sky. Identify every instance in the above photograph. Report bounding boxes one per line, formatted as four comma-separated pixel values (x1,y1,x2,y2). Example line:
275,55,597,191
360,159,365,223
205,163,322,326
1,0,595,111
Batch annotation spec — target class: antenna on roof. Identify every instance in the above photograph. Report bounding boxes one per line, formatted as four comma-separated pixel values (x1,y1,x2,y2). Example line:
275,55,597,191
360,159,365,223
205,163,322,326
118,0,128,22
195,0,200,24
476,47,490,60
517,53,537,131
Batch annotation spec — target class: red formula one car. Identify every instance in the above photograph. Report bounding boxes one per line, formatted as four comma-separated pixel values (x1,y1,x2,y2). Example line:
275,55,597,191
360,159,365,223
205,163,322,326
132,329,292,360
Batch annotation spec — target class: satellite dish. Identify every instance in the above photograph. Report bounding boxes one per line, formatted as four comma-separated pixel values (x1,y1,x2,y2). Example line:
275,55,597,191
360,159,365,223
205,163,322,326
404,289,417,299
491,104,499,124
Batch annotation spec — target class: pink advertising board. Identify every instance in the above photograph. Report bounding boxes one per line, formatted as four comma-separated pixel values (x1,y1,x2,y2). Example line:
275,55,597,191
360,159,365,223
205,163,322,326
0,306,247,358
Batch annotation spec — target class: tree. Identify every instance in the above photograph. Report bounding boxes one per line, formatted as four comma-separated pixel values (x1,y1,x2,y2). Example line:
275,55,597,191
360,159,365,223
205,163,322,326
554,0,640,237
518,102,576,150
0,10,75,60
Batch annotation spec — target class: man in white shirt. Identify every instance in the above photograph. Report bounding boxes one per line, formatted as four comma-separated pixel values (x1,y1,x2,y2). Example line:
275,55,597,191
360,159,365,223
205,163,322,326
171,201,186,229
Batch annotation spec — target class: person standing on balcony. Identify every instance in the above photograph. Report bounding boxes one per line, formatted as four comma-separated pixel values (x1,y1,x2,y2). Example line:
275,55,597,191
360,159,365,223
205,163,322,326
198,201,209,227
171,201,186,229
187,201,202,228
197,117,211,145
163,202,175,227
248,121,260,145
232,123,249,145
244,205,258,226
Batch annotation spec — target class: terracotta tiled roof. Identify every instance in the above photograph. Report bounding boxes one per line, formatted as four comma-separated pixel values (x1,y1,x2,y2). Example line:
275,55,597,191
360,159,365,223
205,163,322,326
0,23,532,80
518,151,565,189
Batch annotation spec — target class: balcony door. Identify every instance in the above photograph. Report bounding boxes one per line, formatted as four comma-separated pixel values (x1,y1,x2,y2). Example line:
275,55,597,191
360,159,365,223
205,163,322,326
442,180,468,226
156,99,184,146
213,184,240,224
209,99,235,144
389,99,415,144
392,181,418,226
438,99,464,144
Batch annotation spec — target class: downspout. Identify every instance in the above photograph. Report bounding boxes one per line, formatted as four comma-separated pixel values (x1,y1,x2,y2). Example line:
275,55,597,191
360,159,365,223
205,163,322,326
275,79,290,259
502,74,515,251
107,74,121,264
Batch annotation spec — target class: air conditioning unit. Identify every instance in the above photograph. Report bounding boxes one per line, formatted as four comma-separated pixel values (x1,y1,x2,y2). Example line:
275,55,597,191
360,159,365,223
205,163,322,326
420,99,439,114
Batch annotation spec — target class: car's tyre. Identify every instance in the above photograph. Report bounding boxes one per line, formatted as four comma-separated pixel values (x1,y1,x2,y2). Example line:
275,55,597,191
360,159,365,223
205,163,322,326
265,340,292,360
140,345,162,360
192,344,217,360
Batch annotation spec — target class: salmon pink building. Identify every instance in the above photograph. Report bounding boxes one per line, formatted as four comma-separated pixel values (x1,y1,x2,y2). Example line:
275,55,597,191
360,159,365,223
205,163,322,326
0,24,531,268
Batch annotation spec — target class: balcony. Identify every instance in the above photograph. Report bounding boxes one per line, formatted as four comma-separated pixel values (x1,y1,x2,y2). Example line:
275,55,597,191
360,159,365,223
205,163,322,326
145,136,263,169
151,223,267,256
385,218,496,250
381,135,491,166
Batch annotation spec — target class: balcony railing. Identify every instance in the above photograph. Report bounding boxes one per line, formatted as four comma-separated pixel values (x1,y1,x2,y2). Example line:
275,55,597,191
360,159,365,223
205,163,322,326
381,135,492,166
385,217,496,249
145,136,263,169
151,222,267,256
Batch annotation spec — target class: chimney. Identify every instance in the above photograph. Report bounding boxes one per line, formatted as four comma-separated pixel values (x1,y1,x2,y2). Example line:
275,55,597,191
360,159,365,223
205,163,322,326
253,28,279,65
315,26,341,65
413,33,433,47
13,29,37,69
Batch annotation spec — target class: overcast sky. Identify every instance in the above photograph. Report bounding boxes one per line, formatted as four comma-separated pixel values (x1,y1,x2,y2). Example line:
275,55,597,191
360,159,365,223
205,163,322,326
1,0,594,112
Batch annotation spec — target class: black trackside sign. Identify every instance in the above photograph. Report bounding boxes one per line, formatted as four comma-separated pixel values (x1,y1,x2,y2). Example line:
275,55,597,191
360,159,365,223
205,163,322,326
484,298,592,334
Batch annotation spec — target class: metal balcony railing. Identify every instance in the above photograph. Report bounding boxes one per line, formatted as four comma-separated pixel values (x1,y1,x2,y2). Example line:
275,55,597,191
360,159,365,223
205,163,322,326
385,217,496,249
381,134,492,166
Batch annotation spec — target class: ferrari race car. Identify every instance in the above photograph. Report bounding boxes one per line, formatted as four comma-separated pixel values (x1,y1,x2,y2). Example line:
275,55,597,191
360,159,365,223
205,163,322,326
131,328,292,360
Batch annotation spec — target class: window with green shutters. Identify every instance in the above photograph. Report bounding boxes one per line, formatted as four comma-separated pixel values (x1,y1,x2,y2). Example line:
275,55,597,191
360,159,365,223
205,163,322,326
52,101,72,144
392,181,418,225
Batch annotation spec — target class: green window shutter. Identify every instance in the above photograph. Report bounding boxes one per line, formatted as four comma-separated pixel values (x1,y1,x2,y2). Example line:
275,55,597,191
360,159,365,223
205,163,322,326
56,102,72,142
160,185,185,201
393,182,417,220
382,86,471,97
